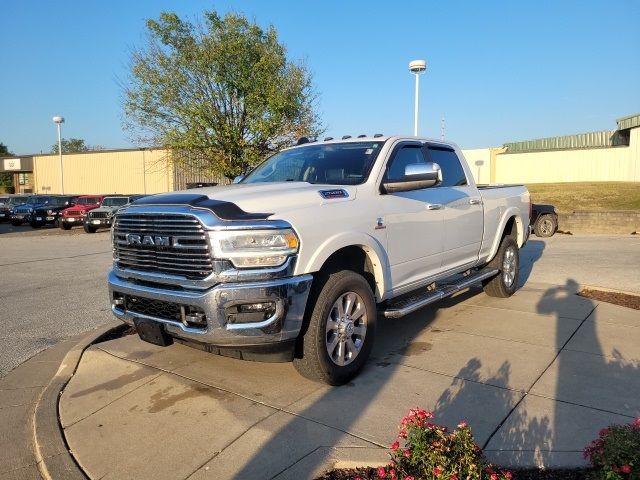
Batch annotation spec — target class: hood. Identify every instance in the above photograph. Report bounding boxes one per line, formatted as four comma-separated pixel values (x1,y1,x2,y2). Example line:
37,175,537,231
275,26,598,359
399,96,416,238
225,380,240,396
161,182,357,218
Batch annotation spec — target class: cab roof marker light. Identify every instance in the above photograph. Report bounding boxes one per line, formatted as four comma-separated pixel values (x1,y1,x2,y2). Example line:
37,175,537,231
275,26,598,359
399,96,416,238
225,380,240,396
374,133,384,138
357,134,366,138
323,137,334,141
342,135,352,140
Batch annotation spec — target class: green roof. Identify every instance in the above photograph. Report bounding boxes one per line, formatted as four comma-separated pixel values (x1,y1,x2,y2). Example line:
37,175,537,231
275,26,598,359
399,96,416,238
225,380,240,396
504,130,627,153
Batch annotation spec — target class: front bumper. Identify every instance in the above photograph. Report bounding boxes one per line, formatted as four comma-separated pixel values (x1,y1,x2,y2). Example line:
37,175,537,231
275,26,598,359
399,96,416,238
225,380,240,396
108,270,313,348
62,216,85,224
85,217,112,227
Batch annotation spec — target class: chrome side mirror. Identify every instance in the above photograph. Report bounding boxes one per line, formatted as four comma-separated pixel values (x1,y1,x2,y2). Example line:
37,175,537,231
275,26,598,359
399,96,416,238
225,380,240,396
382,162,441,194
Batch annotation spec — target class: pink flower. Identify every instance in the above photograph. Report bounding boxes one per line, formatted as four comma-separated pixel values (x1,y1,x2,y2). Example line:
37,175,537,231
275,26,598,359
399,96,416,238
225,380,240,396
599,428,610,437
377,466,386,478
389,468,396,479
433,466,442,477
620,464,632,474
403,449,412,458
450,475,458,480
391,440,399,450
504,472,513,479
457,421,468,428
404,477,415,480
490,474,498,480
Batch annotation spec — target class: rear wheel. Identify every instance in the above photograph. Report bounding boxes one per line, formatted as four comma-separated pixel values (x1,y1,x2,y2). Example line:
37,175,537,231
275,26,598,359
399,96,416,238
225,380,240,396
483,236,519,298
534,214,557,237
293,270,376,385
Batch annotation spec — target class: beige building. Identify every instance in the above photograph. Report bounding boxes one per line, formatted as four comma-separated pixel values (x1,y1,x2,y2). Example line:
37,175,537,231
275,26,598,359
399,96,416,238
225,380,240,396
1,113,638,194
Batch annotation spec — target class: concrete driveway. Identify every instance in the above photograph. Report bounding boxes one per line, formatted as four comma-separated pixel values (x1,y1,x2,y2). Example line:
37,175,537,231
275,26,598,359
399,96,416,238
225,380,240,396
59,281,640,479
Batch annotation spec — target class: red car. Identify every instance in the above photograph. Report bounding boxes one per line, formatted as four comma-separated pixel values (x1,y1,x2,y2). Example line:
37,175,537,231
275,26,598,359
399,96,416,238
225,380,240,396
59,195,104,230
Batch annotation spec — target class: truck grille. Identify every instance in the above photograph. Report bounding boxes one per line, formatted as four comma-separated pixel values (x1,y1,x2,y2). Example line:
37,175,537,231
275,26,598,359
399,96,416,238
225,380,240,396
65,209,83,216
90,211,110,219
113,213,213,279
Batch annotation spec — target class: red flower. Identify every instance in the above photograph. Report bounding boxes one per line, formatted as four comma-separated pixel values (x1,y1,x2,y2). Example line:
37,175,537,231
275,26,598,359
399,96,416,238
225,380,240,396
377,466,387,478
433,466,442,477
391,441,400,450
403,449,412,458
599,428,610,437
620,464,632,474
450,475,458,480
389,468,396,479
490,474,498,480
504,472,513,479
404,477,414,480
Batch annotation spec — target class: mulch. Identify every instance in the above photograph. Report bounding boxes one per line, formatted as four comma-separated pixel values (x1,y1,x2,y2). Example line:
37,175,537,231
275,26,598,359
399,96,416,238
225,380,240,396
579,288,640,310
316,467,593,479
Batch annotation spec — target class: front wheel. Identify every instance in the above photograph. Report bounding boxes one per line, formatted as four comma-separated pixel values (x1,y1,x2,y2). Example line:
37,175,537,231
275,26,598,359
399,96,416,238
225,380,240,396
84,224,97,233
10,219,22,226
60,222,72,230
293,270,376,385
483,236,519,298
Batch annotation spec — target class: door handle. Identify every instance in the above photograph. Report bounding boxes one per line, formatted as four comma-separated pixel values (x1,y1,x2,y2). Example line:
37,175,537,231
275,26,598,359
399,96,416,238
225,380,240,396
469,198,482,205
426,203,443,210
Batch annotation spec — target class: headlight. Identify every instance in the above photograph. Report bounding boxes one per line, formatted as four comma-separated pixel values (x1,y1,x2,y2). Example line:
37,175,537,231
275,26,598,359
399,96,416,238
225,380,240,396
47,209,54,215
209,229,299,268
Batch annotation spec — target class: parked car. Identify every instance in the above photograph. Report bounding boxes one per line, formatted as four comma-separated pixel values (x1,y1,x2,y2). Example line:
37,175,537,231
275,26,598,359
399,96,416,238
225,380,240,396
30,196,78,228
108,135,531,385
59,195,104,230
10,195,54,226
0,195,29,222
531,203,558,237
83,195,142,233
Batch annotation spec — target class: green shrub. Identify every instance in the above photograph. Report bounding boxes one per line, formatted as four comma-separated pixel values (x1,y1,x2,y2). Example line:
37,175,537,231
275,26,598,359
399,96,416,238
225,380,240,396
584,418,640,479
375,408,511,480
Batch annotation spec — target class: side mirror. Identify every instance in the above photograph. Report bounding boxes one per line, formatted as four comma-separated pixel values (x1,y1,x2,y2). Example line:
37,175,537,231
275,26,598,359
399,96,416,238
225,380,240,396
233,175,245,184
382,162,441,194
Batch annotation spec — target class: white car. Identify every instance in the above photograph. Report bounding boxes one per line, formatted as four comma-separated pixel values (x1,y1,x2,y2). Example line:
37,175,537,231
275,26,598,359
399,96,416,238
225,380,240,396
108,136,530,385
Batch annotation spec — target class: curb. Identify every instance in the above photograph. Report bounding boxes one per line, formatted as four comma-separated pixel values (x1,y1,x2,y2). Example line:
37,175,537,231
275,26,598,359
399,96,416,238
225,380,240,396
32,321,124,480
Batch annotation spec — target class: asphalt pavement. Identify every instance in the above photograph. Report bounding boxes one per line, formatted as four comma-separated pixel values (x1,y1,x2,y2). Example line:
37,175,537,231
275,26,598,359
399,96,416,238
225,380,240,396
0,224,113,377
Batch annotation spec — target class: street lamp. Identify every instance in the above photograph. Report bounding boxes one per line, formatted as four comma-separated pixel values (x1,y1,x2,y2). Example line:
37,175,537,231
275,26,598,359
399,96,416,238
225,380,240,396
408,59,427,136
52,116,65,194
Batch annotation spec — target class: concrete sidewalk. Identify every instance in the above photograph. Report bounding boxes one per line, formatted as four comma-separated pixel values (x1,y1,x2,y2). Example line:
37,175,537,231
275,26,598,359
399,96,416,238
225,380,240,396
58,282,640,480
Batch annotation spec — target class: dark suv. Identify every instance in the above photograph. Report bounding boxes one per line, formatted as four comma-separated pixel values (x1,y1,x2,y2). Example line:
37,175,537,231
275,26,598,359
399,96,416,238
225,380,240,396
30,196,78,228
10,195,53,226
83,195,144,233
0,195,29,222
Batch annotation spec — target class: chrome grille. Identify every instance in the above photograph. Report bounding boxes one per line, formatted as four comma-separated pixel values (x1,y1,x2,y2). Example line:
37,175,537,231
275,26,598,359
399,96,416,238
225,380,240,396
113,214,213,279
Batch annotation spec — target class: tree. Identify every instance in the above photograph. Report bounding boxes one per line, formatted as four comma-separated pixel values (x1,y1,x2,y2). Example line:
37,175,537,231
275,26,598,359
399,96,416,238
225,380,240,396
0,142,14,189
50,138,104,154
123,10,323,179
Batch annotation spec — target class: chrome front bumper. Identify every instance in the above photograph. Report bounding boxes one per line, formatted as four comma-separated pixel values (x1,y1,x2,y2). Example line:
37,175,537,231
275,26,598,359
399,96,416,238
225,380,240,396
108,271,313,347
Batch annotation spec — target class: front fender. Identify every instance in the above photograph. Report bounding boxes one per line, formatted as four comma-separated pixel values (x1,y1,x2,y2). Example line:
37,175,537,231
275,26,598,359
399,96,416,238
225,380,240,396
297,232,391,302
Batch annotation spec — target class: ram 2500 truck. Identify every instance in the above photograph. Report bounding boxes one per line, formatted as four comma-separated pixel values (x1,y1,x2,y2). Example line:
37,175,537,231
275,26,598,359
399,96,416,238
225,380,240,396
108,136,530,385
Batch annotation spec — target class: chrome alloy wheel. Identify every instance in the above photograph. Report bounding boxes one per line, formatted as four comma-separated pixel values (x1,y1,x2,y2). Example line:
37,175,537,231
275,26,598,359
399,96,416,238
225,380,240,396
502,246,517,288
325,291,367,366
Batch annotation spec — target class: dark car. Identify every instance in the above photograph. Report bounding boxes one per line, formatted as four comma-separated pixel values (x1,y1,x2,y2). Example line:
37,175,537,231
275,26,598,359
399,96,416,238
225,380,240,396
0,195,29,222
10,195,54,226
531,203,558,237
30,196,79,228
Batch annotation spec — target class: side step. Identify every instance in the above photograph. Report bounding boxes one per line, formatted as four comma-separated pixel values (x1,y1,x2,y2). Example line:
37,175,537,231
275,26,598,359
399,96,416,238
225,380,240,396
382,268,499,319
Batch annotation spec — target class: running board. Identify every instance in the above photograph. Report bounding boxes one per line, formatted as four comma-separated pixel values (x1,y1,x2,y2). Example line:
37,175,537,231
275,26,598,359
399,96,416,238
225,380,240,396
382,268,499,319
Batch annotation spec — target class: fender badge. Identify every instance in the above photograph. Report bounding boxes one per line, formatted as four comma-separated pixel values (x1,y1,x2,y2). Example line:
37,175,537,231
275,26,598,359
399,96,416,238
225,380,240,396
375,217,386,230
319,189,349,199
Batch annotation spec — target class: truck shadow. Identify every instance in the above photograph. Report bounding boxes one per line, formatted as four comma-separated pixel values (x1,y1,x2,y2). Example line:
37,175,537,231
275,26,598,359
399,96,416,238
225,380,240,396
518,239,545,287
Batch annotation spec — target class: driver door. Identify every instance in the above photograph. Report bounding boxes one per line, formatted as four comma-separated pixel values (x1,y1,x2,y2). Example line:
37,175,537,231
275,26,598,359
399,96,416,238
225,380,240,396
380,142,444,293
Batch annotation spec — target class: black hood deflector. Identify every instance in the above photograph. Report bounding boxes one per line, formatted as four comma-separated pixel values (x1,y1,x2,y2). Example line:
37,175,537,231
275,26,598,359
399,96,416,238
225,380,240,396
132,193,273,221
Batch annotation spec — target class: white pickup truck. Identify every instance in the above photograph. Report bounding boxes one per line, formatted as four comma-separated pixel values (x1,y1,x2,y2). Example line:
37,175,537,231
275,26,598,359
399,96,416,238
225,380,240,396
108,136,530,385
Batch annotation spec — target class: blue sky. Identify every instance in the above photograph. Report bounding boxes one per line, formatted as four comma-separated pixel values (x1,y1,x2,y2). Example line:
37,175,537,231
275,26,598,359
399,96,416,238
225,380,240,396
1,0,639,155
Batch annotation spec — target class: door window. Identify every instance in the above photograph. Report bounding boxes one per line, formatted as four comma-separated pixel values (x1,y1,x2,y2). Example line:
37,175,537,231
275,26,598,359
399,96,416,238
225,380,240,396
427,147,467,187
386,145,426,182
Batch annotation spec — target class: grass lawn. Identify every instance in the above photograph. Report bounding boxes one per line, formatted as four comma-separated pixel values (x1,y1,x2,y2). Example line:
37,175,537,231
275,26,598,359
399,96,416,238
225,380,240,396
526,182,640,212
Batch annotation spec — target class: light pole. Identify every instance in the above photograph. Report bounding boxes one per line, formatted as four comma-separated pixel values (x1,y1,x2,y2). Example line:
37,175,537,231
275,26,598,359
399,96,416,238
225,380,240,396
52,116,65,194
408,59,427,136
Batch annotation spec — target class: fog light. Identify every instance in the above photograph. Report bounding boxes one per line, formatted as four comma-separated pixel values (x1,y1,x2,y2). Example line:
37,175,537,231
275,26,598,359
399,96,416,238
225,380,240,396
113,297,125,306
226,302,276,324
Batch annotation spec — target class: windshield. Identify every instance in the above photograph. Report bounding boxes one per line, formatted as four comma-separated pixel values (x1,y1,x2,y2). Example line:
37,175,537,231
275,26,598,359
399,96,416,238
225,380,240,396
27,196,50,204
242,141,385,185
102,197,129,207
8,197,27,205
49,196,74,206
77,197,100,205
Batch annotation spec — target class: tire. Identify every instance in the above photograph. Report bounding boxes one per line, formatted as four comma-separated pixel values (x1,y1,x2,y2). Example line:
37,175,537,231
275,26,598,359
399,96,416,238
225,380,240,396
483,236,519,298
30,222,42,229
84,224,97,233
60,222,72,230
10,219,22,226
293,270,376,385
534,214,557,238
